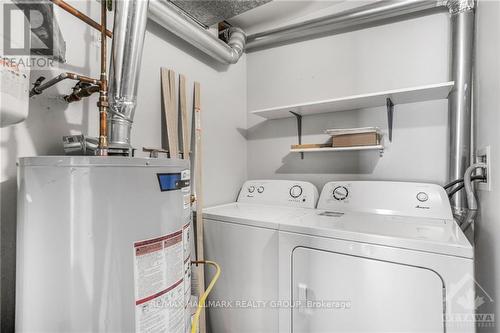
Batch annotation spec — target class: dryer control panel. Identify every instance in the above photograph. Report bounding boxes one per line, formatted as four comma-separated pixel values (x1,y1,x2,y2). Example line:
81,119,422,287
238,180,319,208
318,181,452,220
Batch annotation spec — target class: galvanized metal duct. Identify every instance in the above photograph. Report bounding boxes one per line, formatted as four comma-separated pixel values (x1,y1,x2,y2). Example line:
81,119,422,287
246,0,448,50
148,0,246,64
448,0,475,216
108,0,150,153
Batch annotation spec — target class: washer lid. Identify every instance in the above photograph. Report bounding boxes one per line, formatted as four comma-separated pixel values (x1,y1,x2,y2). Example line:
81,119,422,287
203,203,314,229
280,211,473,258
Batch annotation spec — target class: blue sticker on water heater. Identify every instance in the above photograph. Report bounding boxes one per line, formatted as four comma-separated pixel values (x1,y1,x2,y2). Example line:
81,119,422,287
157,173,189,192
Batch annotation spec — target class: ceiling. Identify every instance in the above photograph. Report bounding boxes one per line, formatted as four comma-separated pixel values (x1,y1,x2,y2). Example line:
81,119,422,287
170,0,273,27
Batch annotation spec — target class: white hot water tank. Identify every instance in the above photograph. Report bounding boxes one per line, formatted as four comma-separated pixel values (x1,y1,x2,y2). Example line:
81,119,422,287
16,156,193,332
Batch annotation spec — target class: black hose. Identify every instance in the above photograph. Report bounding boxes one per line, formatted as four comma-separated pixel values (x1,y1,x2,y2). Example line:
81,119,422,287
444,175,486,189
444,178,464,189
447,177,486,198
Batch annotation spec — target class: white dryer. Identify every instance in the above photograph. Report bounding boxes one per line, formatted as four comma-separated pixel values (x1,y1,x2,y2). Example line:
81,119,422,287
278,181,474,333
203,180,319,333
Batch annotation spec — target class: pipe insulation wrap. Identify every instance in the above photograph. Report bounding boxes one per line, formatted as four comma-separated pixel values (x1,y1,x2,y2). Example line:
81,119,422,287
108,0,150,148
148,0,246,64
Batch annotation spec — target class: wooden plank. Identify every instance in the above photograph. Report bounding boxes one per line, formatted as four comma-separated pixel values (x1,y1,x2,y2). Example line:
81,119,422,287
252,81,455,120
161,68,179,158
193,81,206,333
179,74,190,159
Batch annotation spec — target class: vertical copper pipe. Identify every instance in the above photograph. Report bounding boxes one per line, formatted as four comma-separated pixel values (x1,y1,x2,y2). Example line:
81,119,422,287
98,0,108,155
50,0,113,38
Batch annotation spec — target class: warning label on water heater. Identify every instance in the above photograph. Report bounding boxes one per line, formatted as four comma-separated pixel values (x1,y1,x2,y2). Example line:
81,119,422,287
134,231,185,333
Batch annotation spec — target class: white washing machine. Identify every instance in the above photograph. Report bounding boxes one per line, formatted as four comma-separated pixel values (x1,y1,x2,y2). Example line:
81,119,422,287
203,180,319,333
278,181,475,333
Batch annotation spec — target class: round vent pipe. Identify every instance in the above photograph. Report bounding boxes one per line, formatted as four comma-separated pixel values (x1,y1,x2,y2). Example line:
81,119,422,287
107,0,149,153
148,0,246,64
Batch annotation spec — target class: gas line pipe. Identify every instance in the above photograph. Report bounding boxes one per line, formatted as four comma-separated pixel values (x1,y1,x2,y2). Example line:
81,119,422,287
190,260,221,333
97,0,109,155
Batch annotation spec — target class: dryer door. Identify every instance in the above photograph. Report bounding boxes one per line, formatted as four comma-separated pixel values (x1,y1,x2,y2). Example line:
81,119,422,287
292,247,444,332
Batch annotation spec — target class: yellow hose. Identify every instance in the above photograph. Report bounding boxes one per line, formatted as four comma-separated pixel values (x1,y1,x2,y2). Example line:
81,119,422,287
191,260,221,333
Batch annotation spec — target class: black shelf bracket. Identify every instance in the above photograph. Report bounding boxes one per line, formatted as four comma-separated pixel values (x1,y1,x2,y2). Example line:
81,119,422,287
386,97,394,142
290,111,304,159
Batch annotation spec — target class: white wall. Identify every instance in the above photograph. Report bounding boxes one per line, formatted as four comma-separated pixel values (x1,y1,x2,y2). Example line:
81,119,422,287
474,0,500,331
0,2,247,331
246,13,451,191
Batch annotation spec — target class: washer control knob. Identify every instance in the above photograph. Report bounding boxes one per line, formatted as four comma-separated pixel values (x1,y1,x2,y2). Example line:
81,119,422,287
333,186,349,201
248,186,255,193
290,185,303,198
416,192,429,202
257,186,265,193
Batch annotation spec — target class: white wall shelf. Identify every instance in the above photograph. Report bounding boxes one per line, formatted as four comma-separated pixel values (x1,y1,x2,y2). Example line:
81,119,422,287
251,81,454,119
251,81,454,159
290,145,384,153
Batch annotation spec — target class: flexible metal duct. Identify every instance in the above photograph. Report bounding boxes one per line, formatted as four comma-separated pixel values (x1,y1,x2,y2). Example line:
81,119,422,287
148,0,246,64
108,0,150,153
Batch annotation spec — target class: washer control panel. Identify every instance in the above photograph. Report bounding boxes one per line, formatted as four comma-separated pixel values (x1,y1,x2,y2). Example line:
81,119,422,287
238,180,319,208
318,181,452,220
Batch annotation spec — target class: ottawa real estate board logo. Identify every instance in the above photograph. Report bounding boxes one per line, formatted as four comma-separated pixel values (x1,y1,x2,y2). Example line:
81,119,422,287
448,273,495,329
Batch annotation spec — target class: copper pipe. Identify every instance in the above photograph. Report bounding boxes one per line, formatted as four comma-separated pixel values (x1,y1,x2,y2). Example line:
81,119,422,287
29,72,100,97
51,0,112,38
64,84,100,103
66,73,100,85
97,0,108,155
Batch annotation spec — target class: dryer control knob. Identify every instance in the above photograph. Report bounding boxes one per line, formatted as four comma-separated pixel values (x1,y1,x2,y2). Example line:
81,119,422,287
333,186,349,200
257,186,265,193
290,185,303,198
248,186,255,193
